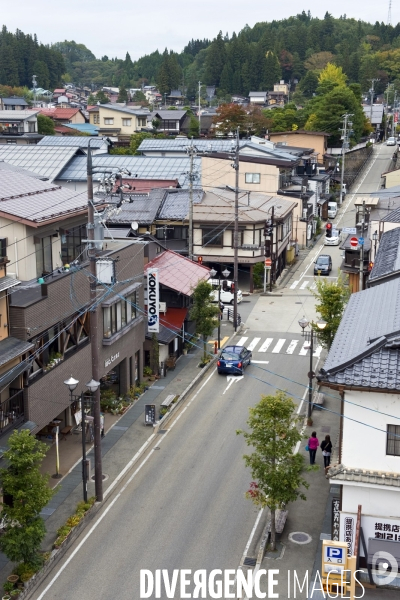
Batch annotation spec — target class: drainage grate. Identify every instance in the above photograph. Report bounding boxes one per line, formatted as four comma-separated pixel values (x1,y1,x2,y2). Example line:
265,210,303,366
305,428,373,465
154,447,160,450
90,473,108,482
40,507,56,516
243,557,257,567
158,430,167,434
113,426,128,431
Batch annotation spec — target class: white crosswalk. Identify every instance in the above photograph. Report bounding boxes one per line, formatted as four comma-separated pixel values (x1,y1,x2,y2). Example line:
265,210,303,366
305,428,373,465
234,336,321,357
289,279,316,290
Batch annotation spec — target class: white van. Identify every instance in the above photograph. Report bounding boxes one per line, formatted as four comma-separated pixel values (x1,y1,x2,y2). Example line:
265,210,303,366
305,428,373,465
327,201,338,219
209,279,243,304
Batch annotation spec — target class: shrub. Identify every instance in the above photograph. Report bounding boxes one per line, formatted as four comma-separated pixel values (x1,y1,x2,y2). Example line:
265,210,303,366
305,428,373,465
143,366,152,377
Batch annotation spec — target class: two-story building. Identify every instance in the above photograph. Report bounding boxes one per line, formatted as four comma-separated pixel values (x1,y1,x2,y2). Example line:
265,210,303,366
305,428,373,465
0,96,30,111
88,104,149,141
149,110,187,135
317,278,400,585
0,110,41,145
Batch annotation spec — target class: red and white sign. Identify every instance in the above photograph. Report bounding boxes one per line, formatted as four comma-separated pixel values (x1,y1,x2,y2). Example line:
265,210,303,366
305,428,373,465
265,258,272,267
350,237,358,248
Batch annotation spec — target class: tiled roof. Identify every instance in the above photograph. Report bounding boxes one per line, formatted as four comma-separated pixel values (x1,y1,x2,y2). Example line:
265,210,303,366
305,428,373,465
328,464,400,487
0,166,100,224
38,136,107,149
111,179,178,194
0,145,80,181
369,228,400,285
382,205,400,223
249,91,267,97
158,189,204,219
62,123,99,135
37,108,82,120
0,337,34,368
0,110,39,121
144,250,210,296
91,103,149,116
152,110,187,120
318,278,400,389
106,190,165,225
2,97,29,106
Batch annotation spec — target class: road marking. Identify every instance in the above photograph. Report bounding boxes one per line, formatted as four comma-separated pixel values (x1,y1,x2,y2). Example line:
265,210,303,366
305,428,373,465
223,375,244,394
300,280,310,289
208,336,229,347
286,340,299,354
272,339,286,353
247,337,260,351
313,345,322,358
258,338,273,352
237,336,248,346
290,280,299,289
251,360,270,364
299,341,310,356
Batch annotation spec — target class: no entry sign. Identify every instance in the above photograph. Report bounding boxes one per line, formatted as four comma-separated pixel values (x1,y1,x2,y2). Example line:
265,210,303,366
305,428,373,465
350,237,358,248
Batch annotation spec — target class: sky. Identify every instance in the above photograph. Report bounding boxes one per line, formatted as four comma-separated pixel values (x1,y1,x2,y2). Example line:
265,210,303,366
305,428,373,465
3,1,399,60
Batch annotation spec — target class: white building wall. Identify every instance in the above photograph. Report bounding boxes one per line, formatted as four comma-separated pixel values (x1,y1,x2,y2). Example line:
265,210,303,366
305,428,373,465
342,483,400,518
342,390,400,473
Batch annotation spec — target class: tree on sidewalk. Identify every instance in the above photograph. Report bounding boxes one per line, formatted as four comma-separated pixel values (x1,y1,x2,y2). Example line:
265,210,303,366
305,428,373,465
311,273,350,349
0,430,55,567
237,392,308,551
189,280,220,363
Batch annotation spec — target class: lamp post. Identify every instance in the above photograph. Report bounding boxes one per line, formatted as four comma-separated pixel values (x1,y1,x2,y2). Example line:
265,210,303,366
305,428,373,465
298,317,327,421
373,230,378,261
210,267,230,349
64,376,100,502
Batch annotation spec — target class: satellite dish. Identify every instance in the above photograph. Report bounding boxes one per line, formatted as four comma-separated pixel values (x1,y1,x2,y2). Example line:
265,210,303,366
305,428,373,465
131,222,139,231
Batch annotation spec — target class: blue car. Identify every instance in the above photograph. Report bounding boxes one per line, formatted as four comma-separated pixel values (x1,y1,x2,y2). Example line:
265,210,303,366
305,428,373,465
217,345,252,375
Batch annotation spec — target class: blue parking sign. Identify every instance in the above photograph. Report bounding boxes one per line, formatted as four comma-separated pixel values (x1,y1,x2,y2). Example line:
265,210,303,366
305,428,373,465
325,546,344,563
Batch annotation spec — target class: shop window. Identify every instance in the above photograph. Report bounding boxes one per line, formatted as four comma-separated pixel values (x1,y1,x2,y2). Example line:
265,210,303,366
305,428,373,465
387,425,400,456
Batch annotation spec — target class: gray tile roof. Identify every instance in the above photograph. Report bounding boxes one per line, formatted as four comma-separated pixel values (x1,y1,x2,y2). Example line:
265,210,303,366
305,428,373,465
368,184,400,199
2,97,29,106
0,167,98,223
37,136,108,149
89,103,149,116
0,160,49,180
369,228,400,285
158,189,204,219
151,110,187,120
57,156,200,186
328,464,400,487
0,276,21,292
106,189,166,225
318,278,400,389
249,91,268,97
0,145,80,181
0,337,34,368
145,323,176,344
382,206,400,223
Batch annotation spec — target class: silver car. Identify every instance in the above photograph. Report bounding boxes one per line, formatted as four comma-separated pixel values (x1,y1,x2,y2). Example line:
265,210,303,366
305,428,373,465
387,137,396,146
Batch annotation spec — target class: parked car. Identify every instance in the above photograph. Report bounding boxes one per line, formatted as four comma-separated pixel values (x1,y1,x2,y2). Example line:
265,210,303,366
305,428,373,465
314,254,332,275
327,201,338,219
324,231,340,246
210,279,243,304
387,137,396,146
217,345,252,375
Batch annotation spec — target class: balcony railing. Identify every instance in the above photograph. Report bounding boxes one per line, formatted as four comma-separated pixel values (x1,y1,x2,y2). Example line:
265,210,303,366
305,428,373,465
0,389,24,434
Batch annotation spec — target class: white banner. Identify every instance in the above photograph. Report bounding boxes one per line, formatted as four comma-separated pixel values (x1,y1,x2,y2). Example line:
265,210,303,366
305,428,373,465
340,512,400,557
147,269,159,333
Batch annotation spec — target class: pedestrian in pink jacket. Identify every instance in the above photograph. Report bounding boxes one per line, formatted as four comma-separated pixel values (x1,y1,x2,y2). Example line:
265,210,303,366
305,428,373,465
308,431,319,465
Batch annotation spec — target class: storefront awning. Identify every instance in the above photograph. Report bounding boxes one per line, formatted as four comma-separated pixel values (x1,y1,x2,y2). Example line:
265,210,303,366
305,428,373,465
145,308,188,345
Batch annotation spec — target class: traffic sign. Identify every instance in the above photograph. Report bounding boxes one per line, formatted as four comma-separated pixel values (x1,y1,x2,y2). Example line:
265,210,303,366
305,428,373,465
350,237,358,248
358,237,364,246
265,258,272,267
342,227,357,234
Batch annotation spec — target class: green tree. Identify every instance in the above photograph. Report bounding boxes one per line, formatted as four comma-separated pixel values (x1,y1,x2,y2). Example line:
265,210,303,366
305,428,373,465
189,280,220,362
212,103,246,135
205,31,226,86
0,430,55,567
311,274,350,348
260,51,281,90
95,90,109,104
298,70,319,97
188,115,199,137
132,90,146,102
237,392,309,551
87,93,96,104
117,86,128,102
37,114,55,135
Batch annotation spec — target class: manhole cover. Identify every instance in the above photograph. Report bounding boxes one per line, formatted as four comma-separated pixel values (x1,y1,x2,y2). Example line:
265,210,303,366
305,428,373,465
90,473,109,482
288,532,312,545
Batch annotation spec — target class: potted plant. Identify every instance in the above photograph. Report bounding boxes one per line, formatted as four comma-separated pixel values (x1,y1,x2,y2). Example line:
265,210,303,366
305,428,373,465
3,583,13,595
143,366,152,379
6,576,18,585
159,406,168,419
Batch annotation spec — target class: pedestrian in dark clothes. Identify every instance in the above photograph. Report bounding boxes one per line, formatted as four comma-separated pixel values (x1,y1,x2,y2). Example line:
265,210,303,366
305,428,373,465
308,431,319,465
320,434,332,469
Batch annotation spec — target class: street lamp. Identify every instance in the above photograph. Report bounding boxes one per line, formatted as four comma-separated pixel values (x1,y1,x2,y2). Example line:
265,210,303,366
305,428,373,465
63,376,100,501
209,266,230,349
372,230,378,260
298,317,327,421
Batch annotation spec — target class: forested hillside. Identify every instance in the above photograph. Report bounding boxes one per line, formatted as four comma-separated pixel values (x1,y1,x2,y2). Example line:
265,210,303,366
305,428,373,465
2,13,400,98
0,26,64,89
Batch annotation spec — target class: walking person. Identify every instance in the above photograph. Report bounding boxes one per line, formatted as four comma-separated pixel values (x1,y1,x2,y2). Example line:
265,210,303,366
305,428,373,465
308,431,319,465
320,434,332,470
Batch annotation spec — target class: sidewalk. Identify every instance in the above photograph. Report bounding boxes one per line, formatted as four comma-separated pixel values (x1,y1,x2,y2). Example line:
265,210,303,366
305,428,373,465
0,321,235,582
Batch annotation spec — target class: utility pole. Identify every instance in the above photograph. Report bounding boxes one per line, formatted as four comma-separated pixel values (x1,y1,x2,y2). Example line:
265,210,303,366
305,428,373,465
369,78,379,125
359,200,365,292
86,142,103,502
233,127,240,332
339,113,353,205
187,138,196,260
32,75,37,107
198,81,201,137
392,91,397,137
270,207,275,292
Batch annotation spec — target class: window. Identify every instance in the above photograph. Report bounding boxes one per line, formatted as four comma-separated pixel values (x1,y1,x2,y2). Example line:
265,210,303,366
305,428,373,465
35,236,53,277
61,224,86,264
202,228,223,247
104,118,114,125
103,291,137,339
93,114,100,124
387,425,400,456
138,118,147,127
156,226,188,240
122,119,131,127
245,173,260,184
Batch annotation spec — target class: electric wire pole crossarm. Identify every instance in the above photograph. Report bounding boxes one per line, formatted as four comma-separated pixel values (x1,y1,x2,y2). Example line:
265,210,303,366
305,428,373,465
298,317,327,420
